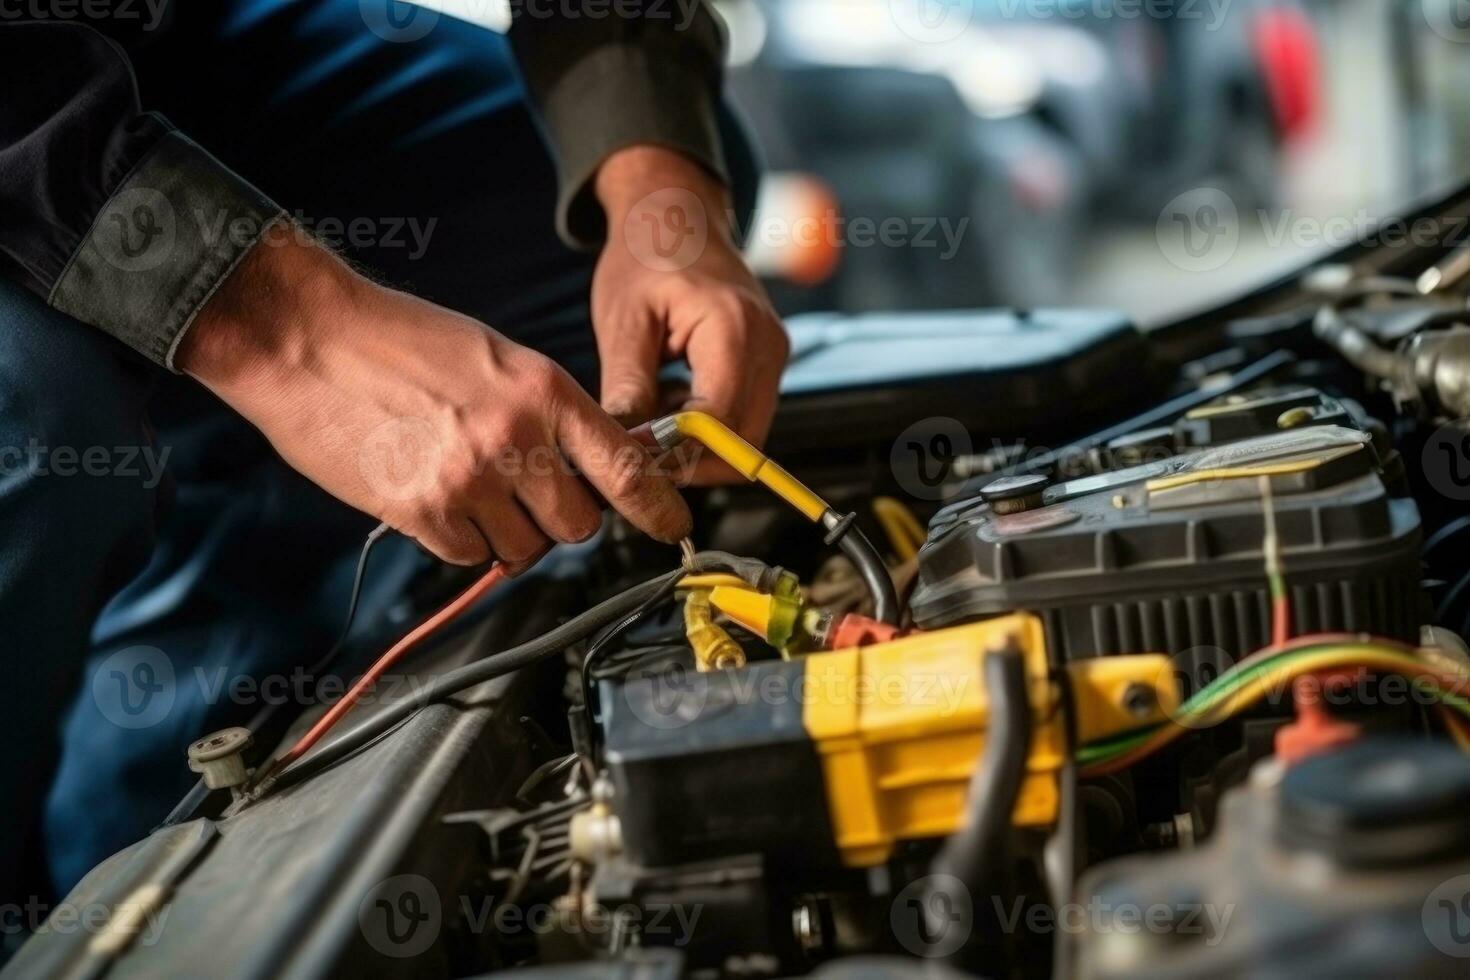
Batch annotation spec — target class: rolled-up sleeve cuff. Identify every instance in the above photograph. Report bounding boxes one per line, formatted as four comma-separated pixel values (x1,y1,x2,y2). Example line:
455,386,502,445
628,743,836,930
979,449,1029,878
545,45,727,249
48,130,284,371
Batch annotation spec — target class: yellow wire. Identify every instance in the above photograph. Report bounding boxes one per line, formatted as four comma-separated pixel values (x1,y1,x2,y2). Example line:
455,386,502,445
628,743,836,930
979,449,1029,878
1082,647,1470,775
1202,650,1469,724
668,412,831,522
872,497,926,563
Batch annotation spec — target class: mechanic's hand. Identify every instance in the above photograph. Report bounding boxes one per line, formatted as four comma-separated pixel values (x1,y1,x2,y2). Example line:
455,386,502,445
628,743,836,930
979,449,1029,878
177,227,692,569
591,146,789,484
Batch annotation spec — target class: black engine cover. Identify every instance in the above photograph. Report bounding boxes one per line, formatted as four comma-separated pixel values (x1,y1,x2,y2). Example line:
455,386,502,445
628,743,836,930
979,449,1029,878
911,413,1423,671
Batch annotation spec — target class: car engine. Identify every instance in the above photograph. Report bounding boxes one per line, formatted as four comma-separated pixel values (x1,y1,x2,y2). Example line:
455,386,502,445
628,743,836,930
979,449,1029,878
13,201,1470,980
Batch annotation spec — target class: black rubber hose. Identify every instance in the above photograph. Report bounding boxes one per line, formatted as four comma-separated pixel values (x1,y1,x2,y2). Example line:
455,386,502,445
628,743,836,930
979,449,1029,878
836,524,901,625
263,568,686,792
925,645,1030,961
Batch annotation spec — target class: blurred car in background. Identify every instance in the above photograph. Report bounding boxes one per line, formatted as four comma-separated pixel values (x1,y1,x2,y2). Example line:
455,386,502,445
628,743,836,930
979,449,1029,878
719,0,1319,312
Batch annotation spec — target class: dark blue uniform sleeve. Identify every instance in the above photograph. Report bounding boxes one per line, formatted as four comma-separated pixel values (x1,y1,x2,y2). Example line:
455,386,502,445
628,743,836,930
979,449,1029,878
0,22,282,369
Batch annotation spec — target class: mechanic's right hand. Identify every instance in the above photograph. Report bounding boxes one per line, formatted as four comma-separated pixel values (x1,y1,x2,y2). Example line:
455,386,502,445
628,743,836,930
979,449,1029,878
176,225,692,570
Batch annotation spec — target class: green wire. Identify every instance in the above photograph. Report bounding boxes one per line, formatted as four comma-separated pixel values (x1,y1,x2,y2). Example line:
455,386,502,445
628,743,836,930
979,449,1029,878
1076,644,1470,765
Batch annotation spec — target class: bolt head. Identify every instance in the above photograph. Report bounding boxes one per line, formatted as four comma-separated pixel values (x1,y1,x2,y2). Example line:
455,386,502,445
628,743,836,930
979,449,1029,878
187,727,253,764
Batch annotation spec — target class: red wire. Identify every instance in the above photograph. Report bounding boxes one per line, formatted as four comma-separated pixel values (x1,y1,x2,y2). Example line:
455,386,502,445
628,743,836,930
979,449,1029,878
273,563,511,772
1271,593,1291,647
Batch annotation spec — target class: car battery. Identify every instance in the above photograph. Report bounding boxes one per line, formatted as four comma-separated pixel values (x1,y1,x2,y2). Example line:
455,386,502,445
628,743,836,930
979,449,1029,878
910,420,1423,676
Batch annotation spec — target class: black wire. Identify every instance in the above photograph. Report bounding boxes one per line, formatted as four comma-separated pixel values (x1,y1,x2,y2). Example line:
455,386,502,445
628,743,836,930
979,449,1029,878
300,521,392,680
259,568,687,793
836,523,901,625
580,578,681,721
926,646,1030,964
158,523,391,828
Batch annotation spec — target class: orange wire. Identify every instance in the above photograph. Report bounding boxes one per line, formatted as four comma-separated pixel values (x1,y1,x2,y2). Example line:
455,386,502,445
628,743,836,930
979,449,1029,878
1271,594,1291,647
273,563,511,772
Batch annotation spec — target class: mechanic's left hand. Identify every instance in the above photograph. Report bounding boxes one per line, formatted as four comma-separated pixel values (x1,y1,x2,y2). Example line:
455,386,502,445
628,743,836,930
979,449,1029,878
591,145,789,484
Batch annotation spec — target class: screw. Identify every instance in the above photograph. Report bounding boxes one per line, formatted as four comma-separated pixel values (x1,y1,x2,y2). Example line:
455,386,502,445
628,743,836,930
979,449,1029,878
1122,683,1156,718
792,900,824,954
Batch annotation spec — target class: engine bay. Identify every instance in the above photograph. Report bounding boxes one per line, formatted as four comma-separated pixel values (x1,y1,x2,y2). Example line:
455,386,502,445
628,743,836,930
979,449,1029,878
17,199,1470,980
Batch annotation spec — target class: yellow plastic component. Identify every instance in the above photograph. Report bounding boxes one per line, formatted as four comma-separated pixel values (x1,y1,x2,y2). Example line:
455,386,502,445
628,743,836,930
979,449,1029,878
668,412,831,522
800,617,1178,867
1067,655,1180,745
676,573,752,592
683,590,745,672
1144,443,1363,494
709,584,801,652
872,496,927,562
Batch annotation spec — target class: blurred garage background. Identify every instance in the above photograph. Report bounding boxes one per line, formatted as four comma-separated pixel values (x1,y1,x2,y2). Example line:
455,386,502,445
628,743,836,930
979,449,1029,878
427,0,1470,325
712,0,1470,323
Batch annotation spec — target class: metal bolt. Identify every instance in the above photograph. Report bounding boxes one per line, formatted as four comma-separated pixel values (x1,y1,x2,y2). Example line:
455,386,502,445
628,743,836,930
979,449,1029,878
1122,683,1156,718
1277,406,1315,429
792,900,824,954
187,727,253,796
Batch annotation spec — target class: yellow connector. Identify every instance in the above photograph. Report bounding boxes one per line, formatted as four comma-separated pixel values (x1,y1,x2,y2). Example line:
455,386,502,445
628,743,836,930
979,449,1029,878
800,617,1179,867
652,411,831,523
708,584,802,654
683,590,745,672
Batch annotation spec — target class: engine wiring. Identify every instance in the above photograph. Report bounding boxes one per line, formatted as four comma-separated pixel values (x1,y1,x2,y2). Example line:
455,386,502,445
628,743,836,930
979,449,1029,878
250,559,514,789
1259,475,1292,647
250,552,798,797
1075,635,1470,776
635,411,901,624
872,496,927,564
